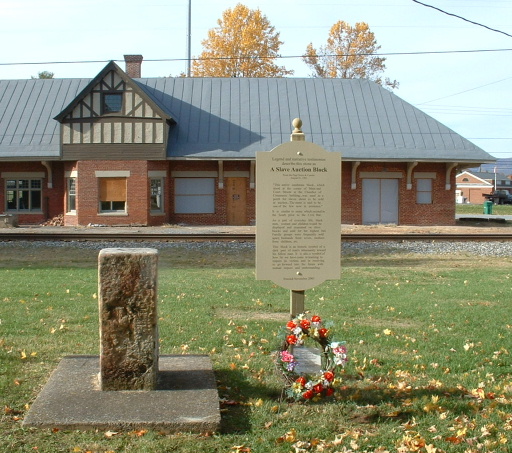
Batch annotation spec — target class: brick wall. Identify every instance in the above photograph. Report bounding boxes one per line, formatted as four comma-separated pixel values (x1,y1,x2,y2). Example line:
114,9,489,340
455,173,492,204
0,161,65,225
168,160,256,225
1,158,457,227
402,163,455,225
340,162,455,226
341,164,361,224
47,162,65,221
74,160,150,226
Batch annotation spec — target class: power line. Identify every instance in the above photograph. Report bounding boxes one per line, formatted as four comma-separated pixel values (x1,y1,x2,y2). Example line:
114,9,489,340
417,76,512,105
411,0,512,38
1,48,512,67
0,59,111,67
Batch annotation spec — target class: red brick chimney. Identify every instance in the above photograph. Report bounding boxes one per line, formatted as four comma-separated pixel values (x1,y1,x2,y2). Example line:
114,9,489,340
124,55,143,78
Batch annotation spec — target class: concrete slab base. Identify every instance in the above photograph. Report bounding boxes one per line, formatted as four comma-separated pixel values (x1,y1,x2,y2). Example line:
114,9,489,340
23,355,220,433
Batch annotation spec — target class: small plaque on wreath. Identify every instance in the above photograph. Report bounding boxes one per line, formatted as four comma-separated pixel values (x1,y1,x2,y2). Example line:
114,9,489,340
276,313,348,402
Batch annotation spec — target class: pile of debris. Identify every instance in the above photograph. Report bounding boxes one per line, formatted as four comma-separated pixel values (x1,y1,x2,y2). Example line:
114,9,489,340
40,214,64,226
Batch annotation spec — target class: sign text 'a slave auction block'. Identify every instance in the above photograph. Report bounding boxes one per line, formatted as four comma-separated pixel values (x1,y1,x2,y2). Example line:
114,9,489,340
256,140,341,290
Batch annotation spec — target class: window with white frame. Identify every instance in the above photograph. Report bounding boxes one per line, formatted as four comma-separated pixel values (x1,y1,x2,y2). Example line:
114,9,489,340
6,178,42,212
67,177,76,212
99,178,127,213
174,178,215,214
150,178,164,213
417,178,433,204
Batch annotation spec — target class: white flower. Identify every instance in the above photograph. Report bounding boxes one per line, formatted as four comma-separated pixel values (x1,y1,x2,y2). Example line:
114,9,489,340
335,356,347,366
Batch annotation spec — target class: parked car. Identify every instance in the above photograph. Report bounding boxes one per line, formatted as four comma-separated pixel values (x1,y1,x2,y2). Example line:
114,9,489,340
482,190,512,205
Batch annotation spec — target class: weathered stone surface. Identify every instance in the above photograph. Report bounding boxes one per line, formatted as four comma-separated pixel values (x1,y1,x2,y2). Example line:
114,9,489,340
0,214,18,228
98,248,159,391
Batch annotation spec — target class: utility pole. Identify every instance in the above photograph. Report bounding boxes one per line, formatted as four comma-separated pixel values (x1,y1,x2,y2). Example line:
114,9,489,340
187,0,192,77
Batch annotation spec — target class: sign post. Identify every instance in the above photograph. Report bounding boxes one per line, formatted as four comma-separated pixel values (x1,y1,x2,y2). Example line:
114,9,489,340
256,119,341,317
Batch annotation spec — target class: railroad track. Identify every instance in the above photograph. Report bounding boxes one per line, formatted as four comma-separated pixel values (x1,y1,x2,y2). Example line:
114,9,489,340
2,232,512,242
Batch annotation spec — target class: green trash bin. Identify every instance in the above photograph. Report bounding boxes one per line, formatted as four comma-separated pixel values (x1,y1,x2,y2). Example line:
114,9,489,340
483,200,493,215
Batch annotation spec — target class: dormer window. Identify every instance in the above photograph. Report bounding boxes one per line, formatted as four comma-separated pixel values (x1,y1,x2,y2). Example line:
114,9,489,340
103,93,123,114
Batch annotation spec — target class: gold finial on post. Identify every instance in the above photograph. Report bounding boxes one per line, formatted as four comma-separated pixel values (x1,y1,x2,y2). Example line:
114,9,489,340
291,118,305,142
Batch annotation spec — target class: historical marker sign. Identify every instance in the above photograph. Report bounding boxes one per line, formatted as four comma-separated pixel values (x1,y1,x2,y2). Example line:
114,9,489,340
256,140,341,290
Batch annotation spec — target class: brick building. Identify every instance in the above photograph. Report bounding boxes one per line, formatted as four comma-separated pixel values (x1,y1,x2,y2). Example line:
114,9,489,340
0,56,494,226
456,170,512,204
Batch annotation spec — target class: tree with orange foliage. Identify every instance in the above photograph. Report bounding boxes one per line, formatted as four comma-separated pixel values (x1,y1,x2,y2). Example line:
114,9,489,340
191,3,293,78
303,21,398,89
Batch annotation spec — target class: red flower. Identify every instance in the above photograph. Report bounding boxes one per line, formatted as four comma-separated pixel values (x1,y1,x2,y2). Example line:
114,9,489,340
295,376,307,387
318,328,328,338
323,371,335,382
303,390,314,399
313,383,324,394
311,315,321,323
325,387,335,397
300,319,311,330
286,335,298,345
286,321,297,330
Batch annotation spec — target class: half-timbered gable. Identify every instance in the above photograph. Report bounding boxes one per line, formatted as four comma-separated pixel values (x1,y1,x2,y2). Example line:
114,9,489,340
55,62,173,161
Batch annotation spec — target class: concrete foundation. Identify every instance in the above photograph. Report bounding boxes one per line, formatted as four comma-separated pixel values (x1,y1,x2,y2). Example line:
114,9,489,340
22,355,220,433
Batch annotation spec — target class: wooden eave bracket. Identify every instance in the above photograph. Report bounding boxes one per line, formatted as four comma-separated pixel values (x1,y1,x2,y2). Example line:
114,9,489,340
218,160,224,189
41,161,53,189
406,161,419,190
250,161,255,189
446,162,458,190
351,161,360,189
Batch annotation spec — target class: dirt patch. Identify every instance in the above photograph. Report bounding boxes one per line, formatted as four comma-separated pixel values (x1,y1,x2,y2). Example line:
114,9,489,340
343,316,421,330
0,244,256,269
215,308,289,322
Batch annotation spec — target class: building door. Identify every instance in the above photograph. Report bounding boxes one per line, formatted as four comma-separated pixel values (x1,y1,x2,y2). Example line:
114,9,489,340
362,179,399,224
226,177,247,225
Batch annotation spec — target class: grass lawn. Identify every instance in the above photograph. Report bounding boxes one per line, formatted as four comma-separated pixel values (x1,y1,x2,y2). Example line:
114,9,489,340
456,203,512,216
1,244,512,452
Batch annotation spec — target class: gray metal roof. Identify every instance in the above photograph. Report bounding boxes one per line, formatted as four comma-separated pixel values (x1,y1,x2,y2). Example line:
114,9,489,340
0,78,90,160
0,74,495,163
471,171,508,180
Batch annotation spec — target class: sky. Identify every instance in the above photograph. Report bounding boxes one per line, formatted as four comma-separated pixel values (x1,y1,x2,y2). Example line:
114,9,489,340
1,0,511,163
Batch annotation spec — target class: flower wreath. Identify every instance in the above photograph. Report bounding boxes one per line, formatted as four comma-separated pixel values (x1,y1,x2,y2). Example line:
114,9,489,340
277,313,348,402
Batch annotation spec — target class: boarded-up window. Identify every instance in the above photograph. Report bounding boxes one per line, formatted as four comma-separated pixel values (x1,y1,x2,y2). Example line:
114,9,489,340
99,178,126,212
417,179,433,204
175,178,215,214
362,179,399,225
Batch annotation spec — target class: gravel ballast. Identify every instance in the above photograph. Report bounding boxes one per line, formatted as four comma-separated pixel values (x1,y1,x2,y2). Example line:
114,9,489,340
2,239,512,257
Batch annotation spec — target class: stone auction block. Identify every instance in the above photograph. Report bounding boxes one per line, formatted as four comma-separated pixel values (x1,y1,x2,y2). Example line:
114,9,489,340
98,248,159,391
